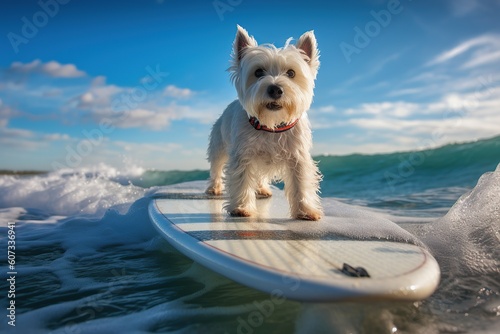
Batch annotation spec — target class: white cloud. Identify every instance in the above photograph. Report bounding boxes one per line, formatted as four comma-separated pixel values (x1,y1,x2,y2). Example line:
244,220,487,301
389,72,495,101
384,33,500,101
9,59,86,78
312,105,336,113
62,72,220,131
9,59,41,72
2,59,219,132
344,101,419,118
426,34,500,68
0,99,11,119
106,102,221,130
312,84,500,155
387,87,426,97
0,99,74,150
74,84,123,110
113,141,181,153
0,100,19,128
0,120,40,149
0,126,34,139
405,72,450,84
91,75,107,86
114,108,174,130
163,85,195,99
462,49,500,69
41,61,86,78
42,133,71,141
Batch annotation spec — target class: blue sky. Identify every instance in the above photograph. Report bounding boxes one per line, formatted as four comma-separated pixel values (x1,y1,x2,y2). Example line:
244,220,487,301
1,0,499,171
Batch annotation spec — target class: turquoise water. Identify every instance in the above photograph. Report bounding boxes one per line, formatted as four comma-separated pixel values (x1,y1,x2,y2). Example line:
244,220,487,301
0,136,499,333
137,135,500,211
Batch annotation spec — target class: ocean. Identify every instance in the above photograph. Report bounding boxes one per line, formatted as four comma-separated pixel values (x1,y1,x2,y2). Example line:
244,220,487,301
1,135,499,333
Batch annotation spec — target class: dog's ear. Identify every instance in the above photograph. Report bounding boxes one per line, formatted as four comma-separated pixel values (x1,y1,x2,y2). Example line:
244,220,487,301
296,31,320,78
233,25,257,62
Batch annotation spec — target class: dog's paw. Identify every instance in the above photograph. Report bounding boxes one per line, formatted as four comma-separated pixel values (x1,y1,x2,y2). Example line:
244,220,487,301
230,208,252,217
205,186,223,196
295,210,322,221
256,187,273,198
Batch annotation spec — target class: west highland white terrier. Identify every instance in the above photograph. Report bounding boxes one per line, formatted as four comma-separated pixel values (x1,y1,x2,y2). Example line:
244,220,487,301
206,25,323,221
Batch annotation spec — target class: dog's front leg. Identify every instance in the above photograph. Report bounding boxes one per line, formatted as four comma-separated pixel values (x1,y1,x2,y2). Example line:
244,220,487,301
225,154,258,217
284,155,323,221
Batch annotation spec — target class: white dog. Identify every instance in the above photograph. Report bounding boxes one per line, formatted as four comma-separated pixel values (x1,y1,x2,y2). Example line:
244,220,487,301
206,25,323,221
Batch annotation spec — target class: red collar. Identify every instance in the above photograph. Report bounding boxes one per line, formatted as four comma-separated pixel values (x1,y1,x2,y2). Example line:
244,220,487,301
248,117,299,133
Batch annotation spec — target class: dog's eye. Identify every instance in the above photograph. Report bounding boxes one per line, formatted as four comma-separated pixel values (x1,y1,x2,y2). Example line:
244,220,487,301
286,69,295,78
255,68,265,78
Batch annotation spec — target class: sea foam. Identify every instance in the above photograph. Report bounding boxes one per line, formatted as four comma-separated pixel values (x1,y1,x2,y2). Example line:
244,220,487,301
0,164,146,217
423,163,500,276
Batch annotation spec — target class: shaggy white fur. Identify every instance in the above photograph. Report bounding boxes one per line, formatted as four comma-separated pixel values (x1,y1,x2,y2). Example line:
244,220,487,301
206,25,323,221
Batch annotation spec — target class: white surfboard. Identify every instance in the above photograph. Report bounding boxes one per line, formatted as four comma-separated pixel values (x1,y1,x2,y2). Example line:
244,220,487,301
148,181,440,302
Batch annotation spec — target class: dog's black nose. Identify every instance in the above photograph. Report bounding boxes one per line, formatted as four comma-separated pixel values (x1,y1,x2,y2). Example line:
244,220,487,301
267,85,283,99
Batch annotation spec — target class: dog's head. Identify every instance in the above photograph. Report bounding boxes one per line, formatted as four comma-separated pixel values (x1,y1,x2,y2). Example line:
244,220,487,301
229,25,320,129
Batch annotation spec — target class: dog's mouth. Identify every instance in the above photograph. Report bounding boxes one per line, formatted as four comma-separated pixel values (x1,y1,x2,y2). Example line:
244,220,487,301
266,102,283,111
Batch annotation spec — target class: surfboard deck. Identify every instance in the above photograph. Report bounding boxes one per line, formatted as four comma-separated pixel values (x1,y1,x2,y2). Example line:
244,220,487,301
148,182,440,302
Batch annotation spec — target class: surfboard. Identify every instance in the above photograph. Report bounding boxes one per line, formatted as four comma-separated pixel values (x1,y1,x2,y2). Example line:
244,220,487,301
148,181,440,302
